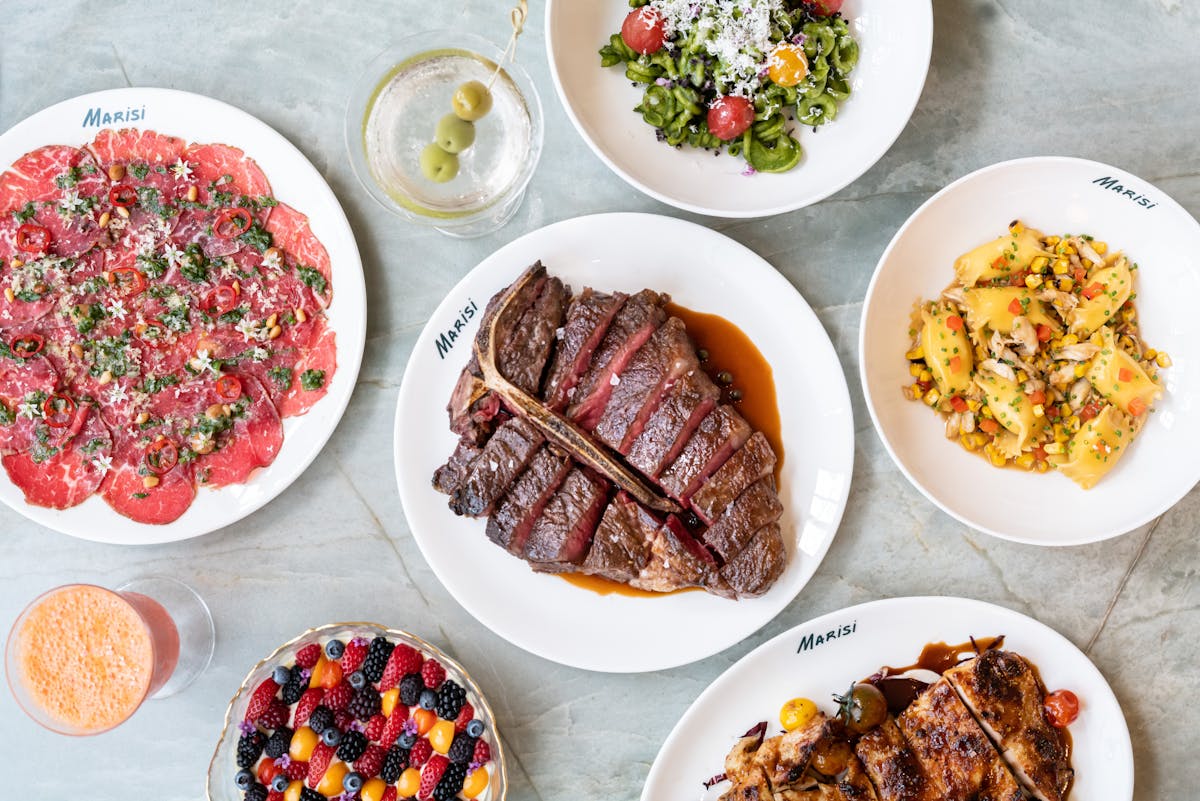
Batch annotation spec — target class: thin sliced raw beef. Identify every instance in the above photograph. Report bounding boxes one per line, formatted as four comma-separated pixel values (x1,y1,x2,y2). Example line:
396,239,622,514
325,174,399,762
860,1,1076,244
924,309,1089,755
192,374,283,488
276,316,336,417
101,447,195,524
265,202,332,307
183,143,272,204
0,146,108,256
2,404,112,509
0,356,58,455
87,128,186,167
0,145,102,210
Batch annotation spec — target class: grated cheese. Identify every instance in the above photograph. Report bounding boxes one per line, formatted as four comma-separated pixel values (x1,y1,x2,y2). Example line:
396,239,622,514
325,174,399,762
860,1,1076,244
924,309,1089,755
649,0,786,96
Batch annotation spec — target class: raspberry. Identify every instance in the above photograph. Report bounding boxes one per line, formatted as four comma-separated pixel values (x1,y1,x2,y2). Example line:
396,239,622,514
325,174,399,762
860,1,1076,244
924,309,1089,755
473,739,491,765
285,760,308,781
257,700,290,730
294,643,322,669
418,755,449,800
293,688,324,728
340,638,369,673
349,686,382,721
361,636,395,683
266,792,284,801
306,742,334,788
356,744,387,778
245,678,280,723
336,730,368,762
446,732,475,764
379,708,408,747
244,783,268,801
306,706,334,735
379,643,423,690
454,702,475,733
421,659,446,690
435,680,466,721
381,744,410,783
433,762,467,801
237,731,266,768
399,674,424,707
263,727,293,760
323,682,354,712
408,738,433,768
364,713,386,741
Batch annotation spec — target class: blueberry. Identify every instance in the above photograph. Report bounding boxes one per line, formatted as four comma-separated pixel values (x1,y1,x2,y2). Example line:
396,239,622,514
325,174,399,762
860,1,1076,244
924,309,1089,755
235,769,255,790
399,731,417,749
272,665,292,685
324,639,345,660
348,670,366,690
271,775,289,793
321,727,343,747
343,772,364,793
466,719,485,738
419,689,437,710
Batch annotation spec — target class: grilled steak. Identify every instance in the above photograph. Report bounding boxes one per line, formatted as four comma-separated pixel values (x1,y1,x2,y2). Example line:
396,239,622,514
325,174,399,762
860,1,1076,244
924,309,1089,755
944,651,1072,801
435,266,786,599
542,288,627,411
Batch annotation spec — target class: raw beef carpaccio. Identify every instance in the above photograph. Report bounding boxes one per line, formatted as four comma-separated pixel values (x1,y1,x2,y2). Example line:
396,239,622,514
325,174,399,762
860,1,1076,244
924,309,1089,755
0,129,337,524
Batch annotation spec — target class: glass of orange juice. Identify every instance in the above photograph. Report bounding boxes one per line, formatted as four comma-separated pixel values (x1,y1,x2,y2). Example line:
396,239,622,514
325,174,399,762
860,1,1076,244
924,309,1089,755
5,577,214,735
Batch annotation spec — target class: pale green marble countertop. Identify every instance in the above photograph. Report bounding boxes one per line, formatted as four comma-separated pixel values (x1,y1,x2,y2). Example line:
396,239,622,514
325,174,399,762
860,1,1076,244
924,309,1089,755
1,1,1197,799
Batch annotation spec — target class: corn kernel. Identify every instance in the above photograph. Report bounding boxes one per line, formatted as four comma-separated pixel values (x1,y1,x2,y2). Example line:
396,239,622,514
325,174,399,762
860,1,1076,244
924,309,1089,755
1058,243,1076,256
1044,442,1065,455
919,369,932,382
981,406,994,419
959,434,979,451
1156,352,1172,368
1050,339,1064,350
1092,241,1108,255
1062,334,1079,346
985,445,1007,467
1054,426,1069,443
1015,453,1036,470
1044,235,1061,247
1052,258,1070,274
1033,403,1045,418
1080,258,1093,269
1143,348,1157,360
1058,277,1074,291
1066,415,1081,431
1025,274,1043,289
909,363,923,378
1030,256,1050,273
1036,460,1050,472
1074,363,1089,378
923,388,940,407
975,345,988,361
967,399,981,412
1009,220,1025,235
905,346,925,361
1016,370,1029,383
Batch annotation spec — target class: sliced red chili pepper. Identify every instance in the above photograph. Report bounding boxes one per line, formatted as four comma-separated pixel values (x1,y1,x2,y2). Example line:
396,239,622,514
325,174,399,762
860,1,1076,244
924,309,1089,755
42,393,76,428
214,208,252,238
203,284,239,314
144,438,179,475
15,223,51,254
10,333,45,358
215,374,242,401
108,185,138,207
110,266,148,296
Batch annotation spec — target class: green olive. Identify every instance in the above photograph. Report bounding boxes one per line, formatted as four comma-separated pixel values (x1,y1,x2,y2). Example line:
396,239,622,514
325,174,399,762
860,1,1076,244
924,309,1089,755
419,142,459,183
435,113,476,155
452,80,493,122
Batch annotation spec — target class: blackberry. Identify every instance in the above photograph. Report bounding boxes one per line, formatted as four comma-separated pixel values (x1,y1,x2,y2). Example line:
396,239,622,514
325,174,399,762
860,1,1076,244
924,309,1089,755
361,636,395,683
264,726,294,759
348,686,382,721
446,731,476,764
307,705,335,735
281,667,307,705
433,763,468,801
398,673,424,706
336,730,368,762
435,680,467,721
298,788,326,801
243,783,268,801
236,730,266,768
381,744,410,783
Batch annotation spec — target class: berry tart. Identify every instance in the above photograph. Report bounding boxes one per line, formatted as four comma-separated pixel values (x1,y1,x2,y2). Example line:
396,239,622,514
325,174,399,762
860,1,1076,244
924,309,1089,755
208,624,505,801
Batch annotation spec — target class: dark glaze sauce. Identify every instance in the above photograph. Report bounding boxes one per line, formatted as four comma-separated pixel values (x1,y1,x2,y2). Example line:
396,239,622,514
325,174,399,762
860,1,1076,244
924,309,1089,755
562,304,783,597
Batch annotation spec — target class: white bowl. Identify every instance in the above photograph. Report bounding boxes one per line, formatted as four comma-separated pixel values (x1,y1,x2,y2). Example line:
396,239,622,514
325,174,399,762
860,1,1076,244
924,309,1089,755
860,157,1200,545
545,0,932,218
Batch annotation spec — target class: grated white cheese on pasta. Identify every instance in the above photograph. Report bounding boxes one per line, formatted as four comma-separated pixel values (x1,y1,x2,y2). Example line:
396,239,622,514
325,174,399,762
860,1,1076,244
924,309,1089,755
650,0,785,96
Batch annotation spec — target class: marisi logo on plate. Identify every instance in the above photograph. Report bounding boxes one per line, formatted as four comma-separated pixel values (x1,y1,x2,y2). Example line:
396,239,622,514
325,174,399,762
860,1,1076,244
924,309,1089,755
82,105,146,128
435,299,480,359
1092,175,1158,209
797,620,857,653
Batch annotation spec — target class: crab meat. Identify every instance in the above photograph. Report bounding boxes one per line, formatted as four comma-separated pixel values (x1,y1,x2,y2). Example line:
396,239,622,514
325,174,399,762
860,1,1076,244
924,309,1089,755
1052,343,1101,362
980,359,1017,382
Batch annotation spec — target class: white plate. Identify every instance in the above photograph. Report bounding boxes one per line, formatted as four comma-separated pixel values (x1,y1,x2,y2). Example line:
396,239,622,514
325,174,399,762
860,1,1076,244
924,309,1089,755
394,213,854,672
644,596,1133,801
860,157,1200,545
545,0,932,218
0,88,366,544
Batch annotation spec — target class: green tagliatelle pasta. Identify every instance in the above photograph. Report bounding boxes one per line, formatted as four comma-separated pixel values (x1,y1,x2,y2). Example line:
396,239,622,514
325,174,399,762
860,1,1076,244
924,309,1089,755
598,0,859,175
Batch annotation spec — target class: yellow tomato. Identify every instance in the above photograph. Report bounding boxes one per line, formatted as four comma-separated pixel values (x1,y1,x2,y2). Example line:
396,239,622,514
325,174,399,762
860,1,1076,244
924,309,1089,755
767,44,808,87
779,697,818,731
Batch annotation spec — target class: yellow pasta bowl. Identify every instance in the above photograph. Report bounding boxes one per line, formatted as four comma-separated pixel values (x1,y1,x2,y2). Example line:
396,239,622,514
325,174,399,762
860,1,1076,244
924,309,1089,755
860,157,1200,544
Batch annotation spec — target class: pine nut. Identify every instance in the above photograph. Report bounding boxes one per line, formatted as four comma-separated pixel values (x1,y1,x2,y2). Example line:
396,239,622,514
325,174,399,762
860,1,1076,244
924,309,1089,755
135,412,150,425
98,370,113,385
186,185,198,202
142,475,160,489
99,211,111,228
295,308,307,323
70,344,84,359
268,325,282,340
265,313,278,328
115,206,130,219
205,403,227,419
107,164,126,181
3,288,13,302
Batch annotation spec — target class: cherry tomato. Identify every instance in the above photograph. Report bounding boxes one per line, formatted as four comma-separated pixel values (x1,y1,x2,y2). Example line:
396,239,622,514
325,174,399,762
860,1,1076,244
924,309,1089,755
108,185,138,207
620,7,667,55
807,0,843,13
214,207,253,238
10,333,45,358
144,438,179,475
780,697,818,732
835,682,887,735
41,393,76,428
215,374,243,401
706,95,756,141
768,43,809,87
1044,689,1080,728
15,223,51,254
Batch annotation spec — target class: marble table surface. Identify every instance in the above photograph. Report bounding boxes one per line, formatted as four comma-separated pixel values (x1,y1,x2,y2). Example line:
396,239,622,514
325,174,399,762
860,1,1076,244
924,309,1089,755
1,1,1197,799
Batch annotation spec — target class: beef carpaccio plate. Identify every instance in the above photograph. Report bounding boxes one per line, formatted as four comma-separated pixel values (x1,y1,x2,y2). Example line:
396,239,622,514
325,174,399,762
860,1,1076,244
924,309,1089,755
433,262,786,599
0,128,336,524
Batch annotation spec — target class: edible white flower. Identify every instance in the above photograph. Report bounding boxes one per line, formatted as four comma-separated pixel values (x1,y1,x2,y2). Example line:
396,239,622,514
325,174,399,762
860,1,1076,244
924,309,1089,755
17,400,41,419
235,317,264,341
59,189,87,215
261,249,283,271
91,453,114,472
107,299,128,321
191,349,215,374
163,246,188,269
170,158,193,180
107,384,128,404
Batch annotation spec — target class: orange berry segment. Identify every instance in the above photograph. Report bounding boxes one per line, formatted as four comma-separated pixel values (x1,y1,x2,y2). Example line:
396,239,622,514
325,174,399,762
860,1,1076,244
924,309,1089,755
289,726,319,761
430,719,456,754
414,707,437,736
284,780,304,801
309,655,328,688
398,767,422,798
317,762,349,797
360,777,387,801
381,687,400,717
767,43,808,86
462,767,490,799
